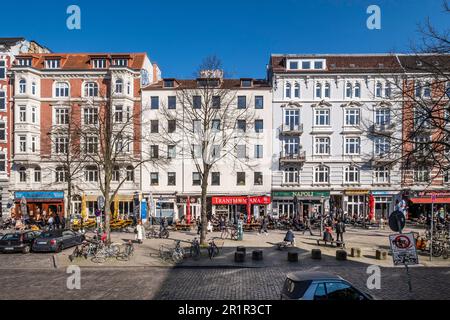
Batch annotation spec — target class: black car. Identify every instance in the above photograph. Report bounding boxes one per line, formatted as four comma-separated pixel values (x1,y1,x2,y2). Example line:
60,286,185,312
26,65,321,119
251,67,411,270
0,231,42,254
32,230,84,253
281,272,375,300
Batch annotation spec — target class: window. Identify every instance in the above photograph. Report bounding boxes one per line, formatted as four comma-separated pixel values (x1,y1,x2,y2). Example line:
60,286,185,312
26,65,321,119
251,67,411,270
325,282,362,300
254,172,263,185
163,79,174,88
237,172,246,185
354,82,361,98
289,61,298,69
85,166,98,182
19,106,26,122
168,96,176,109
324,83,330,98
84,107,98,125
211,172,220,186
127,82,131,95
19,135,26,152
345,108,360,126
212,96,221,109
55,136,68,154
115,79,123,94
55,167,68,183
0,122,5,141
31,82,36,95
19,79,26,94
168,145,176,159
345,137,360,155
212,119,221,131
236,145,247,159
193,172,201,186
55,108,69,125
84,82,98,97
301,61,311,69
284,167,299,184
314,61,324,69
385,83,391,98
112,59,128,67
55,82,69,97
193,95,201,109
31,107,37,123
347,195,365,217
0,61,5,79
31,136,37,153
126,166,134,182
374,166,390,184
34,167,41,183
150,120,159,133
19,167,27,182
285,83,292,99
45,59,60,69
315,83,322,98
414,166,430,183
192,145,202,158
92,59,106,69
345,166,360,183
0,153,5,172
151,96,159,109
237,96,246,109
237,119,246,133
423,82,431,98
374,137,390,155
415,82,422,97
255,120,264,133
345,83,352,98
376,82,382,98
150,145,159,159
315,109,330,126
285,109,300,129
294,83,300,98
315,137,330,155
414,135,431,155
150,172,159,185
112,166,120,182
193,120,201,133
241,79,252,87
255,145,263,158
114,105,123,122
168,172,176,186
375,108,391,125
211,145,220,159
255,96,264,109
168,120,176,133
315,165,329,184
85,136,98,154
0,90,5,110
283,137,300,155
16,58,32,66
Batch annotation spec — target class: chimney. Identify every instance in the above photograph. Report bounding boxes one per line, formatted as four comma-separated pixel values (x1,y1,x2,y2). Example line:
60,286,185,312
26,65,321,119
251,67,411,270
152,63,161,83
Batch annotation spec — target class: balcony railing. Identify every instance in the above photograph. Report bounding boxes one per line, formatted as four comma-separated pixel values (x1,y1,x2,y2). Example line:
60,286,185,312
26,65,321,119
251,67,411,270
370,153,396,164
280,123,303,135
371,122,395,133
279,150,306,162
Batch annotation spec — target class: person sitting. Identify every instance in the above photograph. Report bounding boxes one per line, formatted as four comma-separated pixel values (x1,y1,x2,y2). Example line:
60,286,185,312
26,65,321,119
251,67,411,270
323,225,334,242
283,228,296,246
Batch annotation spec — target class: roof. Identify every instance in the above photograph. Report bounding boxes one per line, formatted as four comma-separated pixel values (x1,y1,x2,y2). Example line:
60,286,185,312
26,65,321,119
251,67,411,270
143,78,271,90
12,53,148,70
0,37,25,46
286,271,343,282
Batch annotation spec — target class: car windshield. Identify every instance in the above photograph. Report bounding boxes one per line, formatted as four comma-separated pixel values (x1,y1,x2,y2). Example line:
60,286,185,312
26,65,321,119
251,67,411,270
1,234,21,241
40,232,61,238
282,278,311,299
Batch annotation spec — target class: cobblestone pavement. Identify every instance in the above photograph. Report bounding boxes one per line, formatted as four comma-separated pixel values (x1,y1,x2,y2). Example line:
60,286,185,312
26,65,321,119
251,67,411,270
0,265,449,300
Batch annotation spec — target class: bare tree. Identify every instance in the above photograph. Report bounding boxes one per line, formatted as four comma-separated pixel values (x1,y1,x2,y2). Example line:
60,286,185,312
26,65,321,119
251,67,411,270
158,56,258,245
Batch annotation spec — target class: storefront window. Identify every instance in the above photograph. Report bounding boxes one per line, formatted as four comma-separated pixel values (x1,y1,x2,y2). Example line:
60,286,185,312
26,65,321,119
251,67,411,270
347,195,365,218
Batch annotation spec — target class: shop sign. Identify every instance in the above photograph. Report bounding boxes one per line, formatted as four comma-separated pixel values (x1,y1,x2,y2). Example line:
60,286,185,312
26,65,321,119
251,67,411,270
211,196,271,205
272,191,330,198
345,190,370,195
415,190,450,198
15,191,64,200
177,197,199,204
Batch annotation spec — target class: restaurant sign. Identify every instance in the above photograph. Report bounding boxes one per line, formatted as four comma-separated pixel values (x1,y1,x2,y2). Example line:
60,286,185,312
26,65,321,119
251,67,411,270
272,191,330,198
212,196,271,205
345,190,370,195
177,197,199,204
414,190,450,198
15,191,64,200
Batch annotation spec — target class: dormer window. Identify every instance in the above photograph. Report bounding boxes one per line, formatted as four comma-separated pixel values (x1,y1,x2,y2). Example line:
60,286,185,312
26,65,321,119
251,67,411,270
163,79,175,88
17,58,32,67
301,61,311,69
45,59,60,69
241,79,253,88
287,59,326,70
289,61,298,70
112,59,128,67
92,59,106,69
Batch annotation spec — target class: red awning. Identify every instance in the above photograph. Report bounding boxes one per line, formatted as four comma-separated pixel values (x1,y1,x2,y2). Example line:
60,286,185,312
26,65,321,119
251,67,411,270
410,197,450,204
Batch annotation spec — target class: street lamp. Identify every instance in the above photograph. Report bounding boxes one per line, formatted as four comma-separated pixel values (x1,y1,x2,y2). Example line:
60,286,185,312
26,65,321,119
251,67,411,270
320,196,324,237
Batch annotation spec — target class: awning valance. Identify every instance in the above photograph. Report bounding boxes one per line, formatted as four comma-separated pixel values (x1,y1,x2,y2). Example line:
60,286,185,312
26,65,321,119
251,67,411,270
410,197,450,204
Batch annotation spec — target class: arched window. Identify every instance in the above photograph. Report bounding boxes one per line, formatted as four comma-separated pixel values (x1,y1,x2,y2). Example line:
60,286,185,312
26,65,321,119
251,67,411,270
314,165,329,184
324,82,330,98
31,82,37,95
34,166,41,182
19,79,26,94
127,81,131,95
376,82,382,98
354,82,361,98
56,166,68,182
315,83,322,98
84,82,98,97
115,79,123,94
0,90,5,111
294,83,300,98
345,166,359,183
126,166,134,182
285,82,291,99
19,166,27,182
423,82,431,98
346,82,352,98
55,82,69,97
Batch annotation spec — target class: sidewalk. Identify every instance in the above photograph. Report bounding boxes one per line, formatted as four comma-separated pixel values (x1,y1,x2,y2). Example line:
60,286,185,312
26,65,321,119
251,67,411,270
55,225,450,269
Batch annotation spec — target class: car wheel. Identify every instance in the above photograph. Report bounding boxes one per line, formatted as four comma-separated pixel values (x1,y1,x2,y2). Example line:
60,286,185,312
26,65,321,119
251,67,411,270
22,245,31,254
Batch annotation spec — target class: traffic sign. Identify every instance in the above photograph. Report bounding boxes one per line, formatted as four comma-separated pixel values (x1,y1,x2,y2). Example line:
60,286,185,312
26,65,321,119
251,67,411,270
389,210,406,232
389,233,419,266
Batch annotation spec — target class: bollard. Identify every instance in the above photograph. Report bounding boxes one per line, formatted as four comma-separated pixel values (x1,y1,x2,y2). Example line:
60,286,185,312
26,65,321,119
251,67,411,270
351,248,361,258
287,251,299,262
236,246,246,255
311,249,322,260
375,249,387,260
252,250,263,261
336,249,347,261
235,251,245,263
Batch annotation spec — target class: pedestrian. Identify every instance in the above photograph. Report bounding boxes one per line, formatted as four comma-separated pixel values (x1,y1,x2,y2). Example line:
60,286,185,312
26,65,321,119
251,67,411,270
48,214,54,230
197,218,202,235
335,218,345,243
323,225,334,242
302,217,314,236
60,214,66,230
207,219,213,233
135,220,145,244
259,215,269,235
54,213,61,229
283,228,295,246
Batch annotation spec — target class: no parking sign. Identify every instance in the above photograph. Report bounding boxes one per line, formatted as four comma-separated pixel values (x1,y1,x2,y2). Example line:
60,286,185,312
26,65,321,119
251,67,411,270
389,233,419,266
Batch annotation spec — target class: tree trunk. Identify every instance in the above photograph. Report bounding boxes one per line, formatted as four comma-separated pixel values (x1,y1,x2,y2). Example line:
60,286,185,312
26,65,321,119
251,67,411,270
104,180,111,243
66,180,72,229
200,168,210,245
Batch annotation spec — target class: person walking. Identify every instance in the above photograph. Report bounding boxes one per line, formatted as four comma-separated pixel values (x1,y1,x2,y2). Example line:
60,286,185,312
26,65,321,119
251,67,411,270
54,213,61,230
197,217,202,235
335,218,346,244
135,220,145,244
259,215,269,236
302,216,314,236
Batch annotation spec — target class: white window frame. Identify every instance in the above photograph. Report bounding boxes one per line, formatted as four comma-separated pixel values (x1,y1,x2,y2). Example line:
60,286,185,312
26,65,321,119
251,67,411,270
0,90,5,111
345,137,361,155
84,82,99,97
315,137,330,155
55,108,69,125
374,166,390,184
314,108,330,126
314,165,330,184
54,82,69,97
283,167,299,184
45,59,60,69
19,135,27,152
344,166,360,184
345,108,361,126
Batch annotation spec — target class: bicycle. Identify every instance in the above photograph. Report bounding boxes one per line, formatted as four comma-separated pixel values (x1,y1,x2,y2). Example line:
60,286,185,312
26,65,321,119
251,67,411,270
91,243,121,263
116,240,134,261
146,226,170,239
190,238,201,259
159,240,185,263
207,239,219,259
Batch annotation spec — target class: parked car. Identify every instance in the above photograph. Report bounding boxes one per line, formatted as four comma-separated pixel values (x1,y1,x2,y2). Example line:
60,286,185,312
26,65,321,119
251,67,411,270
32,230,84,253
0,230,42,254
280,272,375,300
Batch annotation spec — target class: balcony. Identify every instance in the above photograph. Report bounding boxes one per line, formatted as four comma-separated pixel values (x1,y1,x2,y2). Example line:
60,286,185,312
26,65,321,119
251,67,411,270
370,153,396,165
279,150,306,163
280,123,303,136
371,123,395,134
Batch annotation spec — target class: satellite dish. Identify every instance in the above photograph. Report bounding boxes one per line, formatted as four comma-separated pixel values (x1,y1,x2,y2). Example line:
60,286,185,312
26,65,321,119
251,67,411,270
389,210,406,232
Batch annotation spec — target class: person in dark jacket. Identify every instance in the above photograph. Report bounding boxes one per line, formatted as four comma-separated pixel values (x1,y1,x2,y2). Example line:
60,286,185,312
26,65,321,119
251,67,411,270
335,218,345,243
284,228,295,246
259,216,269,235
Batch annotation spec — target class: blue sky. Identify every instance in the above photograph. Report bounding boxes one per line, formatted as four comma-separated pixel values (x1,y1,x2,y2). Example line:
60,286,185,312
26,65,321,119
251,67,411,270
0,0,448,78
